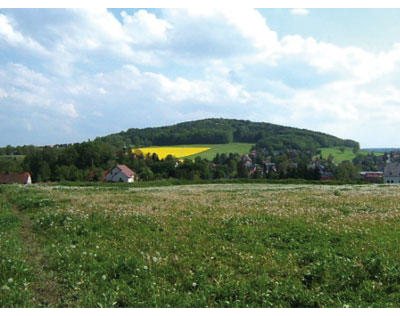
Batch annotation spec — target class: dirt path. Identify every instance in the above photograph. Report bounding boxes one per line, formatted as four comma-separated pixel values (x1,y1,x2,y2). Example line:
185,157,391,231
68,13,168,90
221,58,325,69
5,195,63,307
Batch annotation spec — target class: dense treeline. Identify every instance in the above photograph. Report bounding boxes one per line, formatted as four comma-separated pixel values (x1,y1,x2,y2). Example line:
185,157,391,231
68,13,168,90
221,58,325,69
98,118,359,152
0,141,115,182
116,150,324,182
0,118,364,183
0,140,365,183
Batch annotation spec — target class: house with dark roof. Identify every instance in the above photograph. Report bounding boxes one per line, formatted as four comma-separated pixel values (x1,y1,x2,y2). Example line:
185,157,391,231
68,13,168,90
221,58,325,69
360,171,383,183
0,172,32,185
384,162,400,184
320,171,335,181
104,164,137,183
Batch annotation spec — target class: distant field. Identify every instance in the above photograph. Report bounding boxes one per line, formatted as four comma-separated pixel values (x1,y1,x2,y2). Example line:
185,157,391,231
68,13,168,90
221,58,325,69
185,143,254,160
133,143,253,160
134,147,210,160
319,147,383,164
3,183,400,307
362,148,400,153
0,155,25,160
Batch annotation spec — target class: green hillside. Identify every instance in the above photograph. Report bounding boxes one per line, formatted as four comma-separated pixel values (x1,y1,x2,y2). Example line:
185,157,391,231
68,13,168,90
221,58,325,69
319,147,383,164
99,118,359,153
187,143,254,160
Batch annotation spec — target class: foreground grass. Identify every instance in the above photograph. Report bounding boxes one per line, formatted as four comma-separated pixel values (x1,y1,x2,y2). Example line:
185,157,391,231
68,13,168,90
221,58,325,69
2,183,400,307
0,190,34,307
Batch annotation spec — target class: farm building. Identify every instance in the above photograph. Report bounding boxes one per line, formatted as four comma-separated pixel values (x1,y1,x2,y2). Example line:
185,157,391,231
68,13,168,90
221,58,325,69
360,171,383,183
0,172,32,185
104,164,137,183
384,163,400,183
320,171,335,181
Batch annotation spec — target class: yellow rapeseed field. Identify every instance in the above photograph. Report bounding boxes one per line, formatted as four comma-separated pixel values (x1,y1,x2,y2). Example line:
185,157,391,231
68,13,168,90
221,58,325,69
133,147,211,159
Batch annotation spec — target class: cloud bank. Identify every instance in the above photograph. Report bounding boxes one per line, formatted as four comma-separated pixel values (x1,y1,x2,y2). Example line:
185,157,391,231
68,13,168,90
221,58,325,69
1,8,400,147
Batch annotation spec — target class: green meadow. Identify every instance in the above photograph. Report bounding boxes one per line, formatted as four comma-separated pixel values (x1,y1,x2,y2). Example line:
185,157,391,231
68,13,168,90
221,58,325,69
0,155,25,160
183,143,254,160
2,183,400,307
318,147,383,164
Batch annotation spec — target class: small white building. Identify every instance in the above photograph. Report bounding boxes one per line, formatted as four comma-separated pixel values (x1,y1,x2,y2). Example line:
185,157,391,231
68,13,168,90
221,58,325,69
104,164,137,183
384,163,400,184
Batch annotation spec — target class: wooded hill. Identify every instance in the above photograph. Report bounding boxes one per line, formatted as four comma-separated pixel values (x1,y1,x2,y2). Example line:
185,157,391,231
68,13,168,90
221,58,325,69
98,118,359,152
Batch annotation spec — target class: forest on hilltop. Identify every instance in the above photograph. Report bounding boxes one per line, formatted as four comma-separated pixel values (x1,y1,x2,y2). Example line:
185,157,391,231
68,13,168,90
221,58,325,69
98,118,359,152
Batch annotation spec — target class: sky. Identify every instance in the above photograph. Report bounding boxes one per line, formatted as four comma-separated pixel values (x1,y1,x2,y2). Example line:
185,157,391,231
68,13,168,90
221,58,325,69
1,7,400,147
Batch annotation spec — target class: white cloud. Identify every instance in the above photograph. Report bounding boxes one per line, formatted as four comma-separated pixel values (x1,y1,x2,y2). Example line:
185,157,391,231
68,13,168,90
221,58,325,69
2,9,400,147
290,8,310,16
23,120,33,131
0,88,8,99
0,13,49,55
60,103,79,118
121,9,171,46
278,35,400,85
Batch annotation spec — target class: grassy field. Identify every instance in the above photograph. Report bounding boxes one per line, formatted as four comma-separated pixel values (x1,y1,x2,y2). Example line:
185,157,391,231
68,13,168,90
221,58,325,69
0,155,25,161
2,183,400,307
132,143,254,160
318,147,383,164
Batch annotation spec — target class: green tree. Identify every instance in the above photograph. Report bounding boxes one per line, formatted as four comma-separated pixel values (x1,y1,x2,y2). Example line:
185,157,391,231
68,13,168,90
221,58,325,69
335,161,360,181
139,167,154,181
38,161,51,182
237,161,249,178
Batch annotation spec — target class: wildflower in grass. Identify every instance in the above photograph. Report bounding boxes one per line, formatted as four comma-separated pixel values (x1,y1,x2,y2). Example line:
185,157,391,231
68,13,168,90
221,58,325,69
143,265,148,270
102,275,106,280
152,257,158,263
8,278,13,283
192,282,197,288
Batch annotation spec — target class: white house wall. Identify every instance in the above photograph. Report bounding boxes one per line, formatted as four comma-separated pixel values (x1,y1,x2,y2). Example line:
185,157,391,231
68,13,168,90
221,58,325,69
105,168,134,183
384,177,400,184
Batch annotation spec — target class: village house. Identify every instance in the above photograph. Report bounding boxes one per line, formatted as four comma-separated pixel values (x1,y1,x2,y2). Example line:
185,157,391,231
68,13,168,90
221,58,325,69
104,164,137,183
384,162,400,184
360,171,383,183
0,172,32,185
320,171,335,181
263,162,277,174
308,161,334,180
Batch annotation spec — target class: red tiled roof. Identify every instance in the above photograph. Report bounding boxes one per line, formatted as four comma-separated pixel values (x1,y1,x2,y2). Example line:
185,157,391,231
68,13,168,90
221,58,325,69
116,164,135,178
0,172,31,184
364,173,383,178
103,165,136,182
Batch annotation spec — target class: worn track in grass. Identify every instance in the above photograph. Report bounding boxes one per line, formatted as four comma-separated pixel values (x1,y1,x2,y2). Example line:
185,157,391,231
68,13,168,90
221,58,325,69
5,194,63,307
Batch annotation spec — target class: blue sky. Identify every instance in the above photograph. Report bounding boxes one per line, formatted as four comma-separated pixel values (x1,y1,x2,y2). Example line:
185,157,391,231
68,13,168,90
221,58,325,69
1,8,400,147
